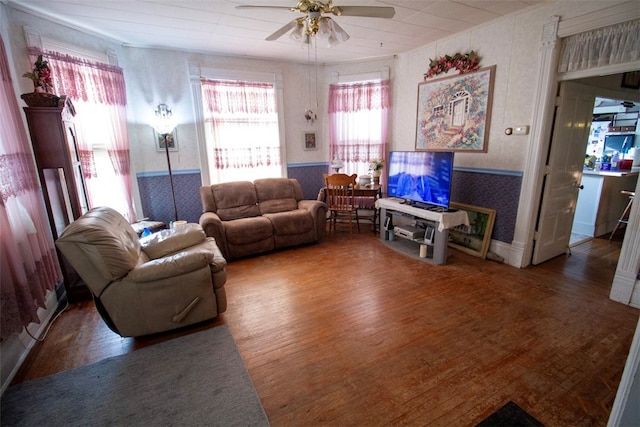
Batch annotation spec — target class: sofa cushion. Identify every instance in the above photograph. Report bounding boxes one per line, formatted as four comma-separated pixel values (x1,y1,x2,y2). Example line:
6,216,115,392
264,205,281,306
264,209,313,236
223,216,273,245
254,178,299,214
211,181,261,221
140,224,205,259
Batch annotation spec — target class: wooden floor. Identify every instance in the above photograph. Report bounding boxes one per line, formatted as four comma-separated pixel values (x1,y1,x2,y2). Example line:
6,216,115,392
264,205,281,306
11,232,639,426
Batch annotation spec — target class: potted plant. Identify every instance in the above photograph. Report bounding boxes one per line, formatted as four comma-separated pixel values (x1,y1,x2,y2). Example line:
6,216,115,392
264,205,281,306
21,55,59,107
369,158,384,184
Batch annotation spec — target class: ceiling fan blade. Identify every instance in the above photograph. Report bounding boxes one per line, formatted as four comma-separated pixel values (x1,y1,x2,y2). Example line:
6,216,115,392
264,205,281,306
265,20,299,41
236,5,295,11
335,6,395,19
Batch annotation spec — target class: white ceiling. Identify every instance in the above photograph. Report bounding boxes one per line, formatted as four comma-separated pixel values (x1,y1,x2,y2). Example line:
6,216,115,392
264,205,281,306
7,0,548,64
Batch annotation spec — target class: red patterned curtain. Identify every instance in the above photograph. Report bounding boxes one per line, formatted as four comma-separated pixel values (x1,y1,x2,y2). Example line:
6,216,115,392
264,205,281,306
201,79,282,183
328,80,390,181
1,37,62,339
29,47,136,222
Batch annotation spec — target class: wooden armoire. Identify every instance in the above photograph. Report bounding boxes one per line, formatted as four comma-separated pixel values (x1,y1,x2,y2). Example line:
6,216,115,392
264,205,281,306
23,95,91,301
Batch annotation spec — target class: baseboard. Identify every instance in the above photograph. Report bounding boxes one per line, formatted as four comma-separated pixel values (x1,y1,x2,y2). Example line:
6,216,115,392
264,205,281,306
572,221,595,237
488,240,520,267
1,288,63,395
607,317,640,426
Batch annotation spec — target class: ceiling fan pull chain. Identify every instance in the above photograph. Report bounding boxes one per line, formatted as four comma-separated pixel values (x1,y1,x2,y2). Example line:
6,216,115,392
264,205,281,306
305,38,317,124
314,39,319,110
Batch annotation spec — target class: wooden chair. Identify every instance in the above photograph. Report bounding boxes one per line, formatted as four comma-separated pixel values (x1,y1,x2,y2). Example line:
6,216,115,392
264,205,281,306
323,173,360,234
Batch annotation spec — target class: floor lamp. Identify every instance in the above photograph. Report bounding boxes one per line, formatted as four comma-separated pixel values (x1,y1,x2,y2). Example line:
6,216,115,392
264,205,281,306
152,104,178,223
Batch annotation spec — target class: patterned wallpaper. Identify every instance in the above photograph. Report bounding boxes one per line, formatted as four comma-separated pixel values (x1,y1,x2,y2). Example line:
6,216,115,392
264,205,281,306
287,163,327,200
137,165,522,244
137,170,203,226
137,165,329,226
450,170,522,243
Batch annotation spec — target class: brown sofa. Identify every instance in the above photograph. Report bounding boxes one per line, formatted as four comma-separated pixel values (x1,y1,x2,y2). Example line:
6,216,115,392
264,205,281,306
199,178,327,260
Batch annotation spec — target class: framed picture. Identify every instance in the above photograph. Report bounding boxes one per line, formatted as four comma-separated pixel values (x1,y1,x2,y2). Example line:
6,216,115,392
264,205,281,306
621,71,640,89
447,202,496,259
415,65,496,152
156,130,178,152
304,131,317,151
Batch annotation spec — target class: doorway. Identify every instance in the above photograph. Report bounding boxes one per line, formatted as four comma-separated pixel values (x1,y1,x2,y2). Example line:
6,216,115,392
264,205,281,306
533,72,640,266
570,94,640,247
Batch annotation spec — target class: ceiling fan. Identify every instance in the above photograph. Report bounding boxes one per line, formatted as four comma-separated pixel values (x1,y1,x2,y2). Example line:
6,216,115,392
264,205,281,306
236,0,396,46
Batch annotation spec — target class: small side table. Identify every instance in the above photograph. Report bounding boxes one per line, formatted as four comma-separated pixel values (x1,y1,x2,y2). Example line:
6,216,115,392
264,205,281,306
132,219,166,236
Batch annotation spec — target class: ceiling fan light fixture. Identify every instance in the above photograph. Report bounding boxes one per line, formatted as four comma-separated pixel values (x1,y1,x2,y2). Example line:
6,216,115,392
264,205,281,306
328,19,349,44
318,17,332,38
242,0,394,47
289,22,305,41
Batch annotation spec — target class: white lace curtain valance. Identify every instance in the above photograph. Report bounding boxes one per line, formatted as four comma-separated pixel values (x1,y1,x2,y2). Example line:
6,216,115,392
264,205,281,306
558,19,639,73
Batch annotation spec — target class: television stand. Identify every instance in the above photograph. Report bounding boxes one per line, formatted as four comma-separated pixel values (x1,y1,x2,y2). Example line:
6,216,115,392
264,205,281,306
375,198,469,265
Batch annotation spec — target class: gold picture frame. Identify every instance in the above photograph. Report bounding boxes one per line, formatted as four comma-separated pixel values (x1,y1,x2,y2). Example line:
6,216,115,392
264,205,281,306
416,66,495,152
448,202,496,259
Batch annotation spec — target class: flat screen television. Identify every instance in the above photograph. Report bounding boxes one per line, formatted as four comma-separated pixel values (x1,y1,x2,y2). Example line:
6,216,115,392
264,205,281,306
604,134,634,155
387,151,454,210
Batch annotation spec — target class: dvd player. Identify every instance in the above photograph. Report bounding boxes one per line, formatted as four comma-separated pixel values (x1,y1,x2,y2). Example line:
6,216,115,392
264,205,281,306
393,225,425,240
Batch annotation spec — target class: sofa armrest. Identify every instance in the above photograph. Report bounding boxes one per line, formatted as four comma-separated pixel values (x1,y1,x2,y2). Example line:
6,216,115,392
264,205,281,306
127,246,214,282
199,212,229,259
298,199,327,218
203,237,227,273
298,199,328,241
140,224,205,260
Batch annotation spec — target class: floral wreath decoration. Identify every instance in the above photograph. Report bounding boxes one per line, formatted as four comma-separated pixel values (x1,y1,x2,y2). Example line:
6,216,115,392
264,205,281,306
424,51,481,80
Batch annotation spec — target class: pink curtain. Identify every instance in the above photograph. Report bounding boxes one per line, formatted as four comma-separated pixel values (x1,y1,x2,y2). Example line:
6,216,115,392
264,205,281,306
328,80,390,183
29,48,136,222
201,79,281,183
1,37,62,339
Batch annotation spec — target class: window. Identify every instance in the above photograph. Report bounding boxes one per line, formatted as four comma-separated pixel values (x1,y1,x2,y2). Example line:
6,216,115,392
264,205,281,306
200,78,282,183
328,79,390,178
31,41,136,222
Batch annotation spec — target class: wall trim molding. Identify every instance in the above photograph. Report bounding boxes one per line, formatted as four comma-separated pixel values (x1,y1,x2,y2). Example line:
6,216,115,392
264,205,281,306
136,169,200,178
453,167,523,177
1,290,60,395
288,162,328,168
511,15,560,268
557,2,640,38
607,317,640,427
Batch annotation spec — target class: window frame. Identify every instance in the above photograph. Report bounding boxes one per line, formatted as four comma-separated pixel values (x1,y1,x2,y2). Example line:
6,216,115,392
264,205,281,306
190,65,286,185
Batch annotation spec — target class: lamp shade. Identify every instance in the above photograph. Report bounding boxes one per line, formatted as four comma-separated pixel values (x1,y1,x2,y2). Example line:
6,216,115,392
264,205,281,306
330,159,344,169
330,153,344,171
152,104,176,134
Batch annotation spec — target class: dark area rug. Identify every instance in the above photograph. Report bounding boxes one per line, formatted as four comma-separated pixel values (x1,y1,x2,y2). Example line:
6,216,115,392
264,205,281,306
476,401,544,427
1,325,270,426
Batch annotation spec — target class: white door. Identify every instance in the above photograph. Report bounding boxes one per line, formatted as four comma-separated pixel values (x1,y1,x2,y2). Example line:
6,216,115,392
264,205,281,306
532,81,596,265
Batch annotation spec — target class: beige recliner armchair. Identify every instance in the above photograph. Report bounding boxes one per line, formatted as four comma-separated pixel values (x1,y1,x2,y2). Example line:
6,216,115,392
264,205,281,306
56,206,227,337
